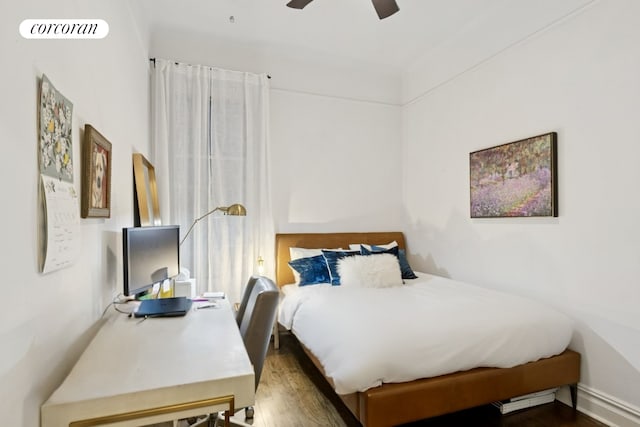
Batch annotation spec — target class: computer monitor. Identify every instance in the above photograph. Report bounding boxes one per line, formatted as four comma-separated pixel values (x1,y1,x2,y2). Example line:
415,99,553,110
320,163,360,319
122,225,180,298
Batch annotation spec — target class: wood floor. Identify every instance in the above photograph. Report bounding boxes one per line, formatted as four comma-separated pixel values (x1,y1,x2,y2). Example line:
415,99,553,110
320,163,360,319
247,331,608,427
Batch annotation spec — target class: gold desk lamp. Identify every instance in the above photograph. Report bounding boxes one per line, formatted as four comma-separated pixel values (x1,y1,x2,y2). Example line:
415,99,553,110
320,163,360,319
179,203,246,247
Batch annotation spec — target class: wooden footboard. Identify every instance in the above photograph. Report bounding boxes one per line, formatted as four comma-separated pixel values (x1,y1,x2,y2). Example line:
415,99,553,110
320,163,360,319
301,340,580,427
357,350,580,427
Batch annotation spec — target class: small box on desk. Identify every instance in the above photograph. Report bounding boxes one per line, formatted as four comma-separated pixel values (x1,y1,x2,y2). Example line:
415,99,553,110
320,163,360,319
174,278,196,298
203,291,225,299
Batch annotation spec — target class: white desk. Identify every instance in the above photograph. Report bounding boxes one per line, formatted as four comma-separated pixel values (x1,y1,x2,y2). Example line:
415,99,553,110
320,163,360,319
41,300,254,426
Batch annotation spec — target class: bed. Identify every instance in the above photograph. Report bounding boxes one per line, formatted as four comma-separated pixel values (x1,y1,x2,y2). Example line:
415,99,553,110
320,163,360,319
275,232,580,427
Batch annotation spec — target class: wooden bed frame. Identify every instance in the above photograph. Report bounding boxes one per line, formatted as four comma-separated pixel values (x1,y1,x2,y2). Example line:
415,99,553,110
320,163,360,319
275,232,581,427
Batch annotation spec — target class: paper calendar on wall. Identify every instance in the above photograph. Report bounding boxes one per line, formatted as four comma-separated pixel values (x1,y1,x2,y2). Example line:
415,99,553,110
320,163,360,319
38,74,80,274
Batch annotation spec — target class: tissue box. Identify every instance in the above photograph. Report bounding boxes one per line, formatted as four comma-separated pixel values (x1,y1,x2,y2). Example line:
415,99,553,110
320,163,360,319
174,278,196,298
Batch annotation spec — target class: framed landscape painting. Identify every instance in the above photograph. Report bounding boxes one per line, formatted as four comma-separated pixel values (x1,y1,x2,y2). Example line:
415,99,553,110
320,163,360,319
470,132,557,218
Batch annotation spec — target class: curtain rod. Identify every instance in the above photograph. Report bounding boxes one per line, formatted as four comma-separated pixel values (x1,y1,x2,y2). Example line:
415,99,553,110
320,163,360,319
149,58,271,79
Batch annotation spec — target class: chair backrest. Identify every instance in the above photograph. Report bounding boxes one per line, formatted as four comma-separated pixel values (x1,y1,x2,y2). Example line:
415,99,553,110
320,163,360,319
237,276,279,391
235,276,259,327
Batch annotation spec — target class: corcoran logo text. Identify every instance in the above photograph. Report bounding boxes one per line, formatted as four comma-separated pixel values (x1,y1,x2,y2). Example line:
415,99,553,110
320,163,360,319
20,19,109,39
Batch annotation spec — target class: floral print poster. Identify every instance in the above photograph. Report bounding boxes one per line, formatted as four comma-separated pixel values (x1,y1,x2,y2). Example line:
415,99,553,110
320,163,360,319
40,74,74,181
38,74,79,273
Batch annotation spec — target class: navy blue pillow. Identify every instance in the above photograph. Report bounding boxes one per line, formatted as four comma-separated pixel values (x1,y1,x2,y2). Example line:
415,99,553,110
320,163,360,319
361,245,399,257
397,249,418,280
321,250,359,285
288,255,331,286
366,245,418,280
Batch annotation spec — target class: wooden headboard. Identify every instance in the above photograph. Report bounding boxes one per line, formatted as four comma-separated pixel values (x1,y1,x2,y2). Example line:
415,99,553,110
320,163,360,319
275,232,406,287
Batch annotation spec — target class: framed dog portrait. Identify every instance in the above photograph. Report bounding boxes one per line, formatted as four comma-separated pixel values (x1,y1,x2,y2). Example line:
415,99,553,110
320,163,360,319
81,124,112,218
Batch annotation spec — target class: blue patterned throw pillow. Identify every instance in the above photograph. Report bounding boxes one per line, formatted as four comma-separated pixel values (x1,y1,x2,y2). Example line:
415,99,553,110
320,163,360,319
321,250,360,285
288,255,331,286
362,245,399,257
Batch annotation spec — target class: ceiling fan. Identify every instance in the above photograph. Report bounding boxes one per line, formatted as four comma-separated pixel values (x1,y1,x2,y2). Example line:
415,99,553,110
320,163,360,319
286,0,400,20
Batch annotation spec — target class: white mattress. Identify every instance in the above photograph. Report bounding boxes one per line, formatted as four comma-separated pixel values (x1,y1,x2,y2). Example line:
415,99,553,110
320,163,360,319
279,273,573,395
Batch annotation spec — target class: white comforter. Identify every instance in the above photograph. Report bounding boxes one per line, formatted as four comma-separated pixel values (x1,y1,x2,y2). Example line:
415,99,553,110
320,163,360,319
279,273,573,395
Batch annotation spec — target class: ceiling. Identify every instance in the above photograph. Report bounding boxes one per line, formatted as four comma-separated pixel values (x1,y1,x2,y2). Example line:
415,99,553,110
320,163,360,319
136,0,594,75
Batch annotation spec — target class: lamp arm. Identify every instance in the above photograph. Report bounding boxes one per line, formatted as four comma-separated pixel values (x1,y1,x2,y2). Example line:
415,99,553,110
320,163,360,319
179,207,223,247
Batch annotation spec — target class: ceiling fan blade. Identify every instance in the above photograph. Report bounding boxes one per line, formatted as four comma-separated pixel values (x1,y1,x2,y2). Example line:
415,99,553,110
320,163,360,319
287,0,315,9
371,0,399,19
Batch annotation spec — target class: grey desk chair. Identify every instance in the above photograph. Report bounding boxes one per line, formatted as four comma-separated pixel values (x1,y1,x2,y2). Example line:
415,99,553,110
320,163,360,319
191,276,279,427
235,276,259,328
238,276,280,350
237,276,280,400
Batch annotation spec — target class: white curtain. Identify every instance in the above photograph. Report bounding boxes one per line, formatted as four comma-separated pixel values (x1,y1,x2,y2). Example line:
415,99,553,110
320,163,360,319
151,58,274,304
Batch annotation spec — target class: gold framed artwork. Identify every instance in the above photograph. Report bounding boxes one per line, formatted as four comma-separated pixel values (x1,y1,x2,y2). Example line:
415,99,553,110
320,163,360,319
81,124,112,218
132,153,161,226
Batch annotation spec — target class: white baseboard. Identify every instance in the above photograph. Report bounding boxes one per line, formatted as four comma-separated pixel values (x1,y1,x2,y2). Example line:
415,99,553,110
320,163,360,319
556,384,640,427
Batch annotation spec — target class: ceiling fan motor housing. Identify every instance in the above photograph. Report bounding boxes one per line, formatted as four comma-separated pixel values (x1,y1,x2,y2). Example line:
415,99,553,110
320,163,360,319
286,0,400,20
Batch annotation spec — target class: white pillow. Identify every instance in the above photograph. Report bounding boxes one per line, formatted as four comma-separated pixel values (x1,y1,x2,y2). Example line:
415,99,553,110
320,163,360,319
348,241,398,251
290,247,321,260
337,254,403,288
289,247,341,284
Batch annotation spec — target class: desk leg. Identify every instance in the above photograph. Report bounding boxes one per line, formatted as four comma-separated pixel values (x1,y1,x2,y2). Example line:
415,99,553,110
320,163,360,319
224,409,230,427
273,321,279,350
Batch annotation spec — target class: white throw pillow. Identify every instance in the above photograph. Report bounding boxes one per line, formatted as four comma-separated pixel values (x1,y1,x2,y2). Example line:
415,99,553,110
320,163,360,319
337,254,403,288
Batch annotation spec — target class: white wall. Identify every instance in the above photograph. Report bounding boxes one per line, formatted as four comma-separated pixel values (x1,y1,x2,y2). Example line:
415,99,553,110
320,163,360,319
149,31,404,235
0,1,149,425
270,89,402,233
402,0,640,419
